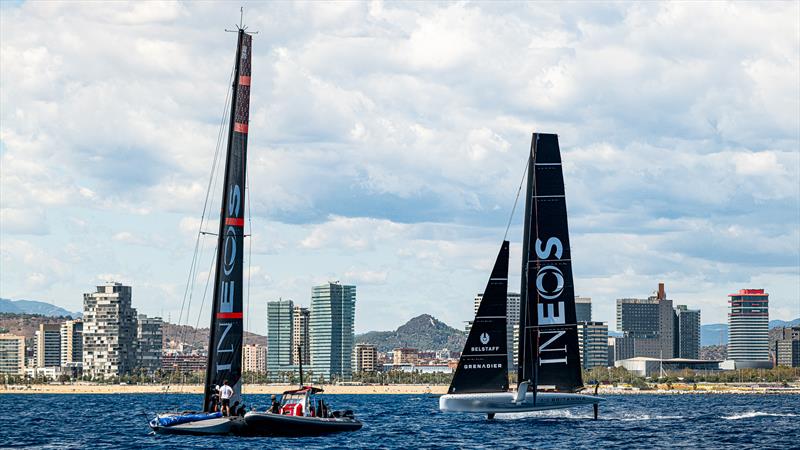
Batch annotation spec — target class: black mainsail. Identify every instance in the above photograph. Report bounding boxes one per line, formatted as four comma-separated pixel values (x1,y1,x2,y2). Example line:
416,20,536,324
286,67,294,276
448,241,510,394
203,29,252,412
517,133,583,393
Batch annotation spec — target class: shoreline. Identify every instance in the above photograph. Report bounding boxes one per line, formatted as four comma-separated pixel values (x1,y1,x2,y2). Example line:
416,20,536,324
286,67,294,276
2,383,798,395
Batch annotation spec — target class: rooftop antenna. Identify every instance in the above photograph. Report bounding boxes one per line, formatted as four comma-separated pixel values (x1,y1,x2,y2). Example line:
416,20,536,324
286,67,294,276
225,6,259,33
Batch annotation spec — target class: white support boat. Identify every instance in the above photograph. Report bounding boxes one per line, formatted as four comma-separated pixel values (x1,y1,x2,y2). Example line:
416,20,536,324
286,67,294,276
439,391,602,414
439,133,603,419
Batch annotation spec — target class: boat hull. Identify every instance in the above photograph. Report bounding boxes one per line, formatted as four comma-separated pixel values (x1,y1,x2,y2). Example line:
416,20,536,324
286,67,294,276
149,415,244,435
243,411,363,436
439,391,602,414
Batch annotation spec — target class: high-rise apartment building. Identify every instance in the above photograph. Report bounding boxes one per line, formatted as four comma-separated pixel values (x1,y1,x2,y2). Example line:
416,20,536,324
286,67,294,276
266,299,294,375
577,321,609,369
616,282,674,359
310,282,356,381
674,305,700,359
393,348,418,365
34,323,61,368
576,296,592,322
607,336,616,367
136,315,163,375
727,289,769,362
242,344,267,374
507,292,520,371
83,282,138,378
60,320,83,371
292,306,310,366
0,334,26,375
614,335,661,361
353,343,378,373
774,327,800,367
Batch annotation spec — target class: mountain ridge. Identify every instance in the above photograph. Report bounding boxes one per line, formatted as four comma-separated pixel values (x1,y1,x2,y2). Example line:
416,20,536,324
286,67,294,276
355,314,466,353
0,298,81,318
700,319,800,346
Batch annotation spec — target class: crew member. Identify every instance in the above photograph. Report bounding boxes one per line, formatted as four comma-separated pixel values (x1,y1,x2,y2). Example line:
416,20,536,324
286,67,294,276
269,394,281,413
208,385,220,412
219,379,234,417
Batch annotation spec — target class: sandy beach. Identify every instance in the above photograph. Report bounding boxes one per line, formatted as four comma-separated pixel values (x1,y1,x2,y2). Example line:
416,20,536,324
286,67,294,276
0,383,449,395
3,383,798,395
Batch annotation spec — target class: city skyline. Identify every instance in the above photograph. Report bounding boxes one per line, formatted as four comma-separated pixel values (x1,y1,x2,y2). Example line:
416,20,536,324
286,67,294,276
1,2,798,336
0,283,795,336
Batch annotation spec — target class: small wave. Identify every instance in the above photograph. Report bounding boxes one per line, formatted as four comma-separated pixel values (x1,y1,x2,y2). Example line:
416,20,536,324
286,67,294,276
619,414,683,421
722,411,799,420
497,410,683,421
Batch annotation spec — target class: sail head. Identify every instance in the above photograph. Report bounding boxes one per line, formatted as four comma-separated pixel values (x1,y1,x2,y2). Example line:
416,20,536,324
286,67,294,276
447,241,510,394
517,133,583,392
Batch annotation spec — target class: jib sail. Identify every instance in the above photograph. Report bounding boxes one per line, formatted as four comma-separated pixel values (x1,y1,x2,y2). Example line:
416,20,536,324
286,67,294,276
448,241,510,394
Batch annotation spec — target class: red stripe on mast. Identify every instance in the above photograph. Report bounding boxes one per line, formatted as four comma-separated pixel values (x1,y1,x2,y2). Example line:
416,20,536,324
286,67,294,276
225,217,244,227
217,312,243,319
234,122,248,133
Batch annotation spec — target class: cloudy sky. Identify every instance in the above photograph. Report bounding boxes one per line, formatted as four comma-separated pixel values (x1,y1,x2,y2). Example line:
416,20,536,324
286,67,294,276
1,1,798,334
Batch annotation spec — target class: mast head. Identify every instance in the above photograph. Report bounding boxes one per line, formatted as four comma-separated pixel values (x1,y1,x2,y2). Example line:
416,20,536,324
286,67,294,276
225,6,259,34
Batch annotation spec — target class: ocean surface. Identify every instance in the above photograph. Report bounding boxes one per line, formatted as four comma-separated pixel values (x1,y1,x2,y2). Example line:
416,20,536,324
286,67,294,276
3,393,798,449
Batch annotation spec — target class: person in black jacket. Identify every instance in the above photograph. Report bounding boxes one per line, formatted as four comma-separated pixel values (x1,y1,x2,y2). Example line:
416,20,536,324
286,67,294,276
269,394,281,413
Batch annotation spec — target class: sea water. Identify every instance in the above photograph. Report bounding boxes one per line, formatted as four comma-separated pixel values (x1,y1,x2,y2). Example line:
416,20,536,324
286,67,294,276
3,393,798,448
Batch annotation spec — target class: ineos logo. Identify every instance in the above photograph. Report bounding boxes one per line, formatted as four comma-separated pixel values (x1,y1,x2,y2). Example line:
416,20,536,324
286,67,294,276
480,333,490,345
534,237,564,300
536,266,564,299
223,185,241,276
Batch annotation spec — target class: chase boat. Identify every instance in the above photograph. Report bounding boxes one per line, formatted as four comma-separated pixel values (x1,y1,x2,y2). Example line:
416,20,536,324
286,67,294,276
244,386,363,436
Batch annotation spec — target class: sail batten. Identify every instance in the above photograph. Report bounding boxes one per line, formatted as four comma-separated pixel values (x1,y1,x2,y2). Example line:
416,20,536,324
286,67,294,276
203,30,252,412
517,133,583,393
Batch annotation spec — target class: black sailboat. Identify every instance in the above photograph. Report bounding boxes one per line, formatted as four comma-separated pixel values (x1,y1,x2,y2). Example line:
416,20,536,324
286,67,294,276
150,22,362,436
440,133,602,418
149,27,252,436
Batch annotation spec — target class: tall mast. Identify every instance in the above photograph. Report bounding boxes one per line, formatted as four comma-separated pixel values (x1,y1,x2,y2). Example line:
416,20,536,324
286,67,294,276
517,133,583,394
203,28,252,412
518,137,535,388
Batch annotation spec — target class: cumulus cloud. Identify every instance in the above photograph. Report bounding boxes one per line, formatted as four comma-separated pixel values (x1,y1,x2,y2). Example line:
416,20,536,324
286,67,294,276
1,2,797,332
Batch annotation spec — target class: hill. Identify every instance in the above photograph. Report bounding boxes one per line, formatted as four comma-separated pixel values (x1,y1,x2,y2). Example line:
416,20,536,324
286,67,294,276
355,314,466,353
0,313,267,348
0,298,80,318
162,322,267,350
0,313,71,339
700,318,799,346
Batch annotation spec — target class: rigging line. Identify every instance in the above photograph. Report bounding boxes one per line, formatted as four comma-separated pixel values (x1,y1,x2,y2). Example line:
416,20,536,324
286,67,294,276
503,155,531,242
245,176,253,343
176,59,236,350
175,61,235,341
191,243,218,348
519,138,536,383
